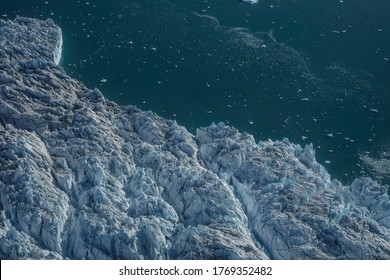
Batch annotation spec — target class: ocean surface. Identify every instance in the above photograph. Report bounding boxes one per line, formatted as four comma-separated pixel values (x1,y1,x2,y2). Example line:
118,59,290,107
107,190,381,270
1,0,390,185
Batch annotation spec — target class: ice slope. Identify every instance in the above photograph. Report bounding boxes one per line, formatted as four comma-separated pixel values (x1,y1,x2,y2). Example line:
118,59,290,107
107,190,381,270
0,17,389,260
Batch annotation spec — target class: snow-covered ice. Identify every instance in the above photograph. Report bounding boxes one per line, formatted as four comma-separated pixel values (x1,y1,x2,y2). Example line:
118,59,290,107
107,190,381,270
0,17,389,260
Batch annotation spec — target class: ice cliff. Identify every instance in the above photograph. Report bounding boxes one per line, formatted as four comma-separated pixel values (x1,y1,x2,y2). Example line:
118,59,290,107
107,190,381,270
0,17,389,260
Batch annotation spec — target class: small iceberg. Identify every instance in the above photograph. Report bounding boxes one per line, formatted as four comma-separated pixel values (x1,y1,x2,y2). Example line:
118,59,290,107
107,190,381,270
241,0,258,4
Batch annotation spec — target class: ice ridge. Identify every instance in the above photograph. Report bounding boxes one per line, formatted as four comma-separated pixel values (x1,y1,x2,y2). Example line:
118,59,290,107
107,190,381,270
0,17,389,260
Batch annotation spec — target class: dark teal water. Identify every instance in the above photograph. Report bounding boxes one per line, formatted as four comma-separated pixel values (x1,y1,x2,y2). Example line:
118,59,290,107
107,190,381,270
1,0,390,185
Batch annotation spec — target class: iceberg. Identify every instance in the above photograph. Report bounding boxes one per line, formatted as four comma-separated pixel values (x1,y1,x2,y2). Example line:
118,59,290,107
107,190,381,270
241,0,258,4
0,17,389,260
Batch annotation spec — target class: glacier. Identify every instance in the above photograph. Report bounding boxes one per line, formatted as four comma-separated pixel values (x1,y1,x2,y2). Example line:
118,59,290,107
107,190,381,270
0,17,389,260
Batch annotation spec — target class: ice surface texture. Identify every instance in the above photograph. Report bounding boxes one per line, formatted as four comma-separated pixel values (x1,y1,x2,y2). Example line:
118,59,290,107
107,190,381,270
0,17,389,260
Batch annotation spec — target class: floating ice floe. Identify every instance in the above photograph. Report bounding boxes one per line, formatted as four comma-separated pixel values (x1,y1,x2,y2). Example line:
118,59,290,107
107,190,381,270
240,0,258,4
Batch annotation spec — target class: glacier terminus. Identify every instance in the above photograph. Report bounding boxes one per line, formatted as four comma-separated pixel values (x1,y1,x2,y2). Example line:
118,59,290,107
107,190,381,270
0,17,389,260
